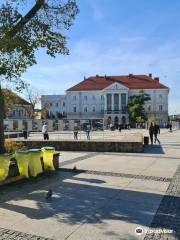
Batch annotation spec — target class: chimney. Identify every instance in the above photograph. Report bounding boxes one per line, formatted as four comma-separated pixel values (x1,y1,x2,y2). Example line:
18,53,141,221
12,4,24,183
149,73,152,78
96,74,99,77
154,77,159,82
129,73,133,77
84,76,86,80
104,74,107,79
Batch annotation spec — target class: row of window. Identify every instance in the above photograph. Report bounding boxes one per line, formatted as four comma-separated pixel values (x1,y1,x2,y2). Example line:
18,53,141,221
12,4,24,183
44,102,66,107
73,95,104,101
147,105,163,111
73,106,96,113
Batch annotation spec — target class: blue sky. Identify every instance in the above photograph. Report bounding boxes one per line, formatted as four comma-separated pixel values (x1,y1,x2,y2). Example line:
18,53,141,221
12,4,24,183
23,0,180,114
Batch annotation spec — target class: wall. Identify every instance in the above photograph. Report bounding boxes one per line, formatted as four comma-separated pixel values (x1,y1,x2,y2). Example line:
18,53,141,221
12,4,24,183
16,139,144,153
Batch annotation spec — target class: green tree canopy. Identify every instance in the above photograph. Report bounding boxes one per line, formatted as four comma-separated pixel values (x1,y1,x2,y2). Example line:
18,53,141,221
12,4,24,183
128,90,151,124
0,0,79,88
0,0,79,153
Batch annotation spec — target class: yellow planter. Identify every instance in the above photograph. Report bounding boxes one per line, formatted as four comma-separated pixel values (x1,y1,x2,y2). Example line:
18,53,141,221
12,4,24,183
15,151,30,178
29,149,43,177
0,154,12,182
41,147,55,171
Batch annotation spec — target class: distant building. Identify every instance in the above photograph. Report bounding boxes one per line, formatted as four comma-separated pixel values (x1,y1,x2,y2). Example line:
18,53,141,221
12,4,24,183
41,95,66,119
66,74,169,126
3,89,33,119
41,74,169,126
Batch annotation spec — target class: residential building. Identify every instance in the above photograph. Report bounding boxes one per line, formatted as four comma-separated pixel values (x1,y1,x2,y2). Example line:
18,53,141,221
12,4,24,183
41,95,66,119
3,89,33,119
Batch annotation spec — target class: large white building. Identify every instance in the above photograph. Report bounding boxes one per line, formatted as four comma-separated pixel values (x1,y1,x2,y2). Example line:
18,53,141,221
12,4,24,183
41,74,169,126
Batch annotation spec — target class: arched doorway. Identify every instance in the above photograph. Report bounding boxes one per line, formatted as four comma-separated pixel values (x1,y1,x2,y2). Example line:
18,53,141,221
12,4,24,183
114,116,119,129
122,116,126,125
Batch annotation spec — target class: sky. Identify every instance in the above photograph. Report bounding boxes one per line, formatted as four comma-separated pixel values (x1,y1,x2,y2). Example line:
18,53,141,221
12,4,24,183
22,0,180,114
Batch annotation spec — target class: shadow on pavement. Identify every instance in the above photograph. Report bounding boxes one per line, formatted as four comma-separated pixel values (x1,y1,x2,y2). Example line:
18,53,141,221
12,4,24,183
0,169,178,239
143,145,165,154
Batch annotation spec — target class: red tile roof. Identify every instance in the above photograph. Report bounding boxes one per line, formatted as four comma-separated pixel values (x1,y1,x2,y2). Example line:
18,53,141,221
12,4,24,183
67,75,168,91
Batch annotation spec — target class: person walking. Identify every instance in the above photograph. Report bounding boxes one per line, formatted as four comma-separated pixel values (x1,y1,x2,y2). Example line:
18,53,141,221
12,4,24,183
149,122,154,145
74,127,78,140
154,123,160,144
42,123,49,140
86,125,90,140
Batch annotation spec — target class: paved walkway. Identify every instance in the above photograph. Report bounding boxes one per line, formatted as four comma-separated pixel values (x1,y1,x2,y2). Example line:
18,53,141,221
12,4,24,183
8,128,175,141
0,130,180,239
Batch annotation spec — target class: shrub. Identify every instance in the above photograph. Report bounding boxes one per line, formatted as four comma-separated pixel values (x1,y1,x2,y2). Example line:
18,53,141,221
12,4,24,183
5,141,27,153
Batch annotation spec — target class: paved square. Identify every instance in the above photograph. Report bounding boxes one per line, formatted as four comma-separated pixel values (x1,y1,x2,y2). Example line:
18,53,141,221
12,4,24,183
0,129,180,240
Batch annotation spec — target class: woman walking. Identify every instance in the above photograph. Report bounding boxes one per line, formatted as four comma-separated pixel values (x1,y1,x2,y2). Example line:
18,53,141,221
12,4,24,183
149,122,154,145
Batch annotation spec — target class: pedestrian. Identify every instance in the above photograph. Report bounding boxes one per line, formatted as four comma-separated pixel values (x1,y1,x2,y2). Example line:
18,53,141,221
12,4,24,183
119,124,122,132
23,127,28,139
73,130,78,140
169,123,172,132
86,125,90,140
149,122,154,145
154,123,160,144
42,123,49,140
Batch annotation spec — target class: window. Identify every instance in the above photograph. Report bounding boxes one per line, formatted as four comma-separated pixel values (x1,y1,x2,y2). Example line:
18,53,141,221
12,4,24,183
148,105,151,111
84,107,88,112
84,96,87,101
101,95,104,101
73,107,76,113
114,94,119,111
56,103,58,107
92,95,96,100
121,93,126,106
159,94,162,99
159,105,163,111
63,102,65,107
50,103,53,107
92,106,96,112
73,96,76,101
107,94,112,111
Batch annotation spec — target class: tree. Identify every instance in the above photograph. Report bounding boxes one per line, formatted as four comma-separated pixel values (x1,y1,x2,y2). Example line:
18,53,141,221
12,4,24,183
0,0,79,153
128,90,151,125
23,84,41,118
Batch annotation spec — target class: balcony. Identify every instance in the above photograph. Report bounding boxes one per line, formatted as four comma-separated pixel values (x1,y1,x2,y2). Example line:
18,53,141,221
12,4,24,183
104,110,128,114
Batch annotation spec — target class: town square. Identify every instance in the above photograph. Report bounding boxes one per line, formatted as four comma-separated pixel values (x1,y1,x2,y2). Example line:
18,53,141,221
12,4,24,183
0,1,180,240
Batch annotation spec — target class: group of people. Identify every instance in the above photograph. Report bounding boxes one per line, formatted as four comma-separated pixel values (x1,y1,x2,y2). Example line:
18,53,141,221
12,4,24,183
149,122,160,144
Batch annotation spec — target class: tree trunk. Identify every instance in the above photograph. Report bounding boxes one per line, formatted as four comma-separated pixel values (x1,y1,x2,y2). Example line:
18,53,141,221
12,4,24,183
0,84,5,153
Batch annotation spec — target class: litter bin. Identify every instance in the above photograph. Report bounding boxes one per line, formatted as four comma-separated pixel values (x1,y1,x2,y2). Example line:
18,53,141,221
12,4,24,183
29,149,43,177
41,147,55,171
144,136,149,145
15,151,30,178
0,153,12,182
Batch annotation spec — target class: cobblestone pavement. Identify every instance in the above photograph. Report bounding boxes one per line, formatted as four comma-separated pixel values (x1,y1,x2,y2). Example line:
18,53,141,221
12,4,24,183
144,164,180,240
0,227,52,240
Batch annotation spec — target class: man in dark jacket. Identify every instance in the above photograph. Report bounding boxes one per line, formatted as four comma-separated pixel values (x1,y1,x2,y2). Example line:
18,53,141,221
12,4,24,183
154,123,160,144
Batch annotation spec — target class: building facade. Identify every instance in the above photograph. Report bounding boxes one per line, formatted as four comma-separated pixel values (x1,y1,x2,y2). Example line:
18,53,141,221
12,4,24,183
3,89,33,119
41,74,169,126
41,95,66,119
